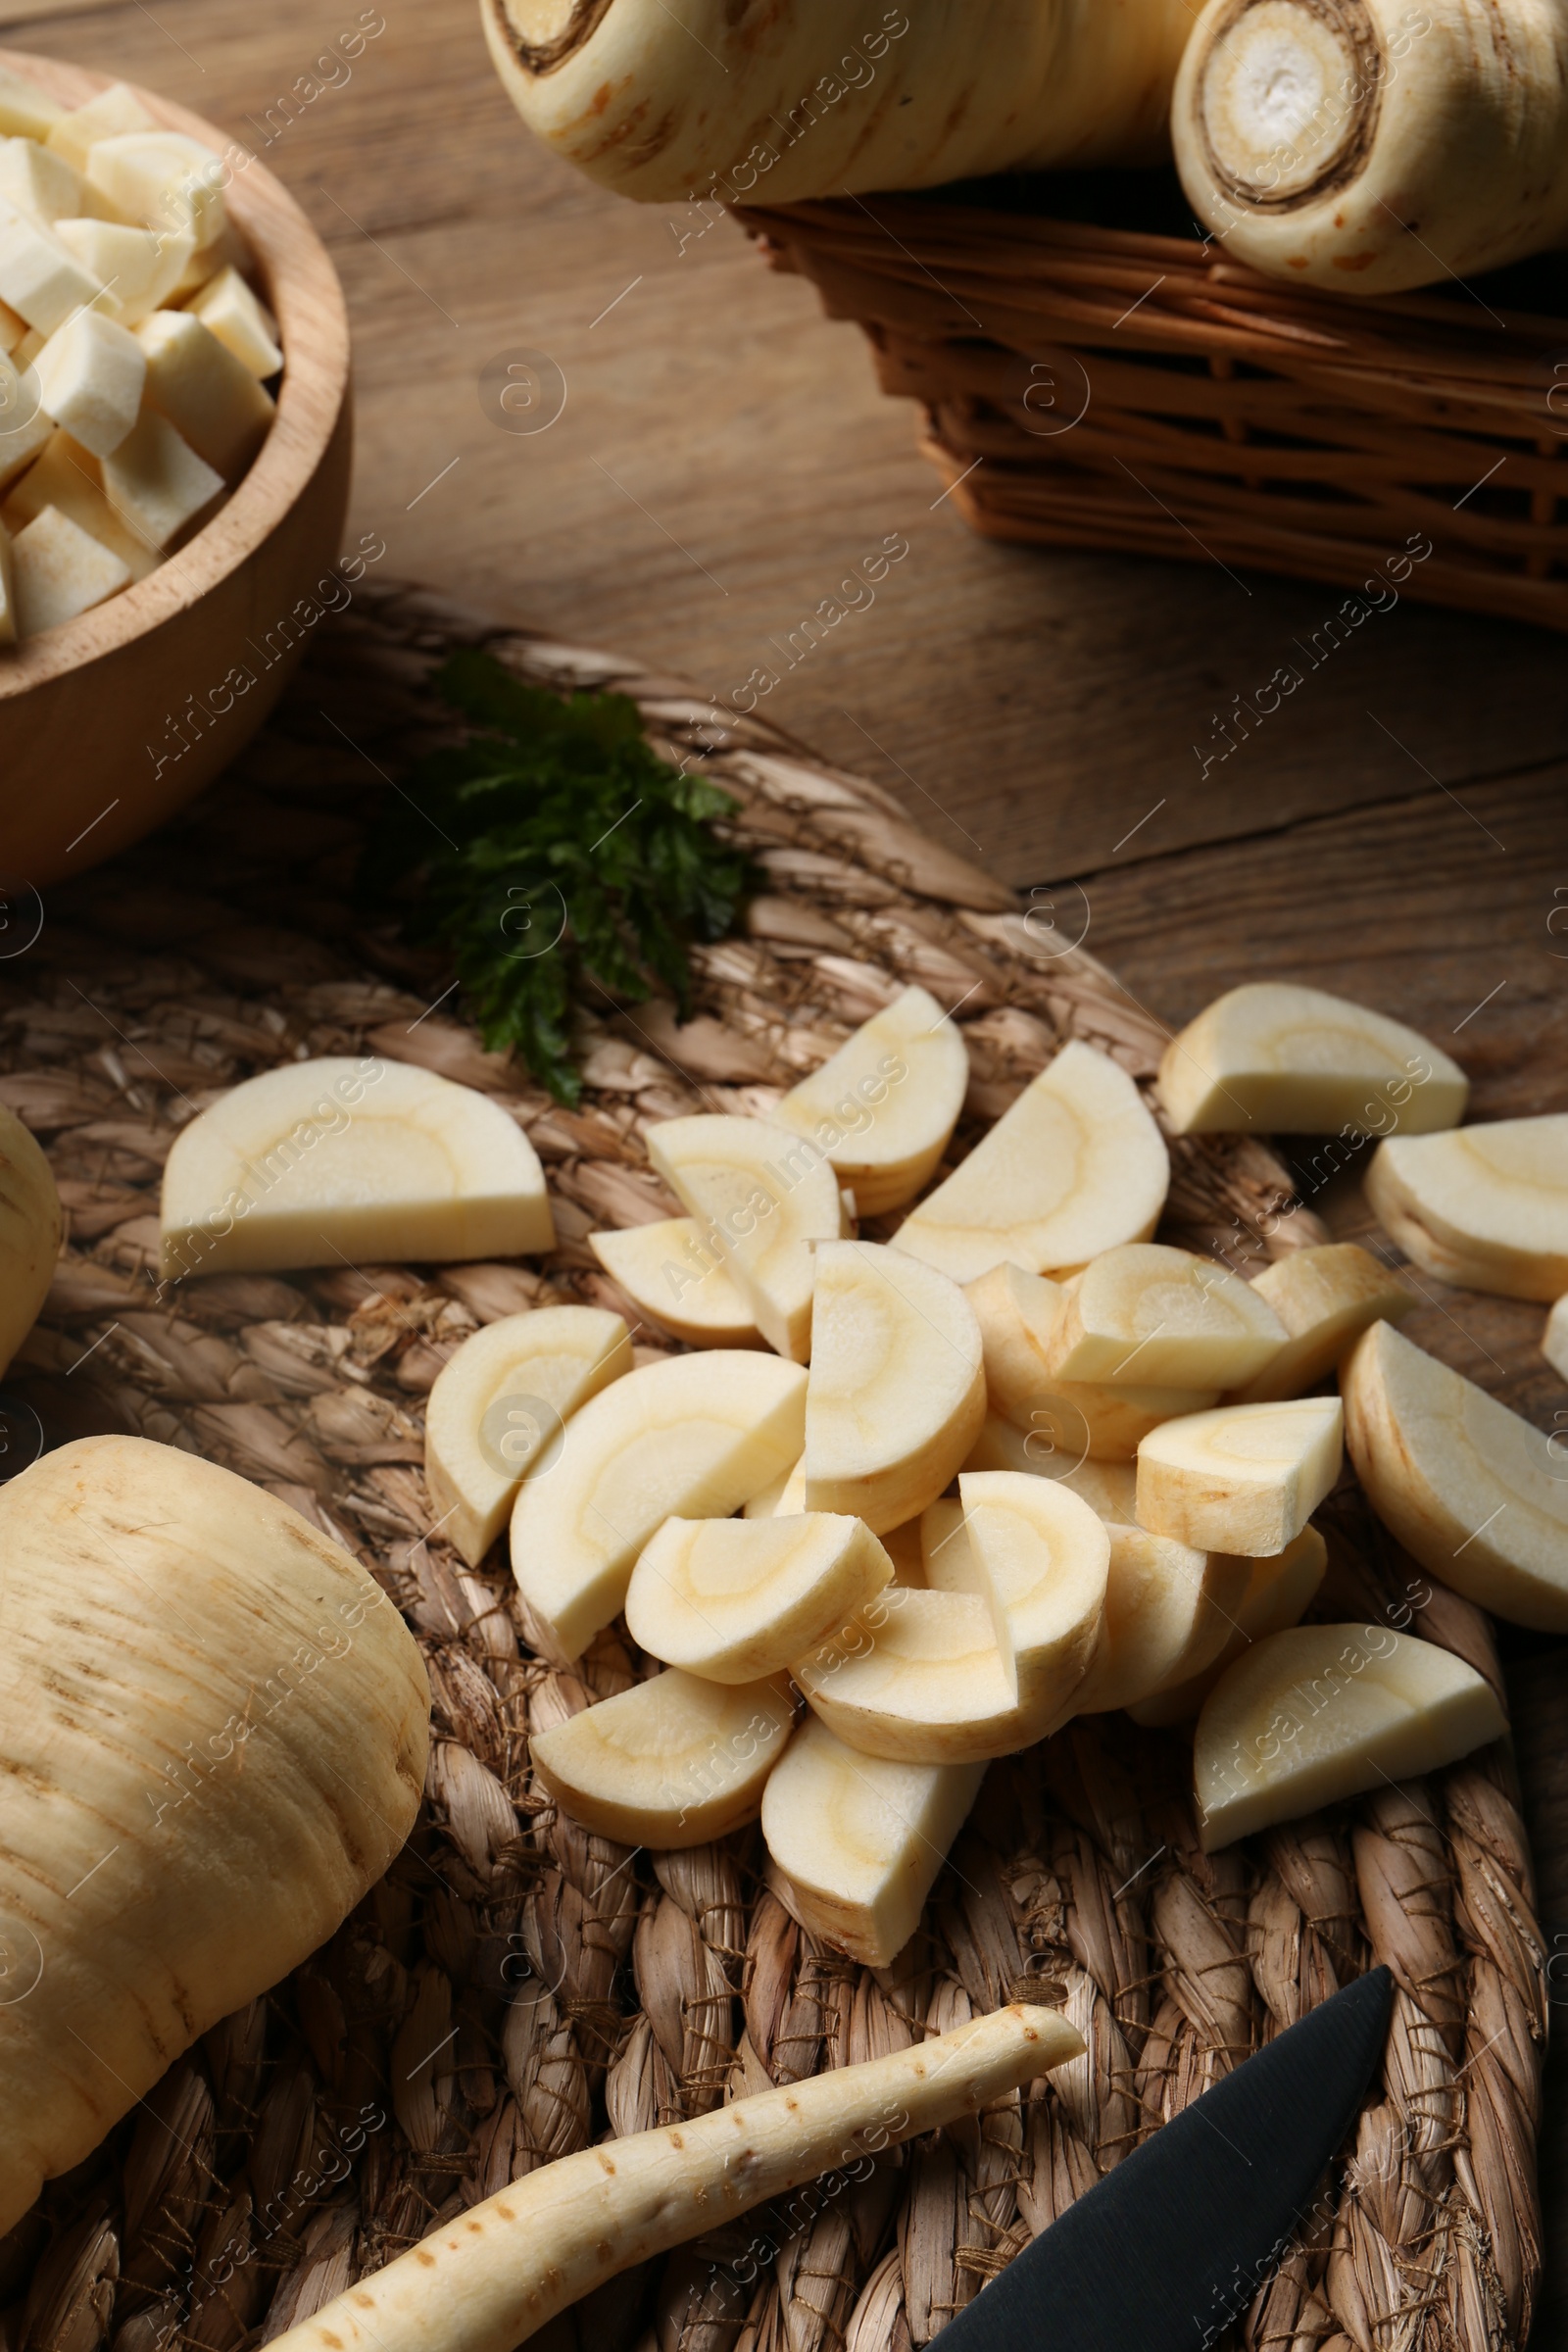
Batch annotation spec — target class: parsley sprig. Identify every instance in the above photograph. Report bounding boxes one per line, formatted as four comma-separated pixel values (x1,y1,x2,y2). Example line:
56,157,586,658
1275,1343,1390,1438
366,650,756,1103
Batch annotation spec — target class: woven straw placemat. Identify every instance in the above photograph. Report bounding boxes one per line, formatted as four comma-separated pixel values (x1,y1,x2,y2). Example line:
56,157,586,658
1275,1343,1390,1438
0,583,1546,2352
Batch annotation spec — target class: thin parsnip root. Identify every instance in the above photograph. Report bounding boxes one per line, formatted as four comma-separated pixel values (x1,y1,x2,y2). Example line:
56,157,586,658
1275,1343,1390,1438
267,2002,1081,2352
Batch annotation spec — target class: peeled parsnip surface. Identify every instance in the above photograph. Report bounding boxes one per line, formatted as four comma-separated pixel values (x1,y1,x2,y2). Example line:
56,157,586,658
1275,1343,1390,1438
1342,1319,1568,1631
1232,1243,1413,1403
772,983,967,1214
424,1306,632,1568
1157,983,1465,1137
626,1511,891,1684
1365,1115,1568,1301
896,1042,1168,1286
268,2002,1080,2352
647,1114,844,1362
1195,1623,1505,1850
793,1585,1027,1763
161,1056,554,1277
483,0,1195,206
804,1241,985,1532
0,1100,59,1375
510,1349,807,1660
1070,1523,1249,1717
0,1435,428,2235
958,1469,1109,1723
761,1714,985,1965
1173,0,1568,295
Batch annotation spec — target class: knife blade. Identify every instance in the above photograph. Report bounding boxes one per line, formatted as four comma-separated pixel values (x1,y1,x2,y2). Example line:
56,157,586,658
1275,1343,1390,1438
933,1964,1393,2352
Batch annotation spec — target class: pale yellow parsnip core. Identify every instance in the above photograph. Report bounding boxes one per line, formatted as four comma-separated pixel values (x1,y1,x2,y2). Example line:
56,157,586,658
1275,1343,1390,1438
1199,2,1360,197
894,1040,1168,1283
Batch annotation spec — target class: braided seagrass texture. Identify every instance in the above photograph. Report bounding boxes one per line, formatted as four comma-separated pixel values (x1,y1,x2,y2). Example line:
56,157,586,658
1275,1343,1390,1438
0,584,1546,2352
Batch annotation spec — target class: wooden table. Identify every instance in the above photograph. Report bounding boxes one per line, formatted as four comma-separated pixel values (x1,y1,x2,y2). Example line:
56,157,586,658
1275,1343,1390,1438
13,0,1568,2321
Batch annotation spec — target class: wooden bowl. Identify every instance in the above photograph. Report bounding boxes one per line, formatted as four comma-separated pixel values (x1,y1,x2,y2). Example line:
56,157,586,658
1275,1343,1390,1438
0,49,352,887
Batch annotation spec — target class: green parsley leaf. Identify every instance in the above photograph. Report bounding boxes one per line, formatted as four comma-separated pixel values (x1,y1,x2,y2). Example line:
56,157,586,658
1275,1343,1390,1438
364,649,757,1103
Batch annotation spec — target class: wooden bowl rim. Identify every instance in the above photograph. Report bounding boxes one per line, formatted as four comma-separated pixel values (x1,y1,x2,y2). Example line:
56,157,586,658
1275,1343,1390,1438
0,45,350,699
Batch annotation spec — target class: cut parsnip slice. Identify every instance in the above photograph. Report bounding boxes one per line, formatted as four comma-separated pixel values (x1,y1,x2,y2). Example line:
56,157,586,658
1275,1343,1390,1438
590,1217,761,1348
511,1350,807,1660
530,1669,796,1846
804,1241,984,1532
646,1114,844,1361
761,1714,984,1965
1342,1318,1568,1632
160,1056,554,1278
961,1416,1139,1522
1231,1245,1414,1403
1070,1528,1249,1717
1158,982,1466,1137
920,1496,973,1587
744,1455,806,1519
772,983,967,1214
964,1259,1214,1457
1130,1527,1328,1727
1137,1398,1343,1556
627,1513,891,1684
0,1102,61,1377
1195,1624,1505,1851
1045,1244,1287,1389
424,1306,632,1568
895,1041,1168,1284
1544,1295,1568,1383
794,1587,1028,1762
959,1470,1108,1718
1365,1115,1568,1301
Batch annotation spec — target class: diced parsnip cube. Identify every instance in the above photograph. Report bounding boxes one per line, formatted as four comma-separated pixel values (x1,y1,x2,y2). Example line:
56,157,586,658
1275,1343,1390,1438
0,361,50,491
1137,1397,1344,1557
32,309,143,457
11,502,130,636
0,67,65,143
99,405,221,549
4,428,159,579
0,203,108,332
135,308,272,477
55,218,192,325
86,131,225,249
0,515,16,643
0,297,24,352
0,137,84,227
187,263,280,379
46,83,159,172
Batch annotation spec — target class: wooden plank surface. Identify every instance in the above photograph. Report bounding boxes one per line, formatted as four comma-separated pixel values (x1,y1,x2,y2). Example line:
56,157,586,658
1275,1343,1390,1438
11,0,1568,2319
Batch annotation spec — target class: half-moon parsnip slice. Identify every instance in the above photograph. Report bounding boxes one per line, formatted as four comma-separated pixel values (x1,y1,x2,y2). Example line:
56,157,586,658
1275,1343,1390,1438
1157,982,1465,1138
1230,1244,1413,1403
804,1241,985,1532
893,1041,1168,1285
425,1306,632,1568
645,1114,845,1361
1136,1398,1343,1557
1044,1243,1287,1389
589,1217,761,1348
626,1512,892,1684
1365,1114,1568,1302
531,1668,797,1847
774,983,968,1215
510,1350,807,1660
1195,1624,1505,1851
761,1713,985,1966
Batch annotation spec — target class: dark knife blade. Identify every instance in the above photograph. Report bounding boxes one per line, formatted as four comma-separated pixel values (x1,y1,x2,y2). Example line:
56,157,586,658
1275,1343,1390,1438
934,1964,1393,2352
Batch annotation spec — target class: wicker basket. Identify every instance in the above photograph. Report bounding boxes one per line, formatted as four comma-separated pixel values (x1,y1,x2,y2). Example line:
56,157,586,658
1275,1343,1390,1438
738,188,1568,631
0,586,1545,2352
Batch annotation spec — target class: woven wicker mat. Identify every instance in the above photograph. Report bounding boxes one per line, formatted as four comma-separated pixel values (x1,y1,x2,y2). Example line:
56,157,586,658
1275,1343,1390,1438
0,582,1547,2352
